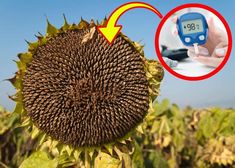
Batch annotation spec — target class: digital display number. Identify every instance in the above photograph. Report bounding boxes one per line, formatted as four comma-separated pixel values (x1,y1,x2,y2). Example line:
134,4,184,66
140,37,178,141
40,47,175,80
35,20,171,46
181,19,203,35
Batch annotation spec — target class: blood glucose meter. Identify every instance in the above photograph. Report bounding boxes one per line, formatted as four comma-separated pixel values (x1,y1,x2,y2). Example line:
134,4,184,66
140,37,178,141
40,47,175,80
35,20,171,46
177,12,208,47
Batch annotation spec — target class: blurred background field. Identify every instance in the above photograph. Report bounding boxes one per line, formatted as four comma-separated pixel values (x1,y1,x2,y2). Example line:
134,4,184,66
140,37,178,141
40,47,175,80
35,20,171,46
1,100,235,168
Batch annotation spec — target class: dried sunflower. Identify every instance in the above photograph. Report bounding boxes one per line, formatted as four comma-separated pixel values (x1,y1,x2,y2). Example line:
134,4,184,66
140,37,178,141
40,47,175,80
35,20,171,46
10,16,163,167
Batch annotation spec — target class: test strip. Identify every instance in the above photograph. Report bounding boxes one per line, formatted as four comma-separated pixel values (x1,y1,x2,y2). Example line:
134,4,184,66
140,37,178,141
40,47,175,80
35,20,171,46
193,43,199,55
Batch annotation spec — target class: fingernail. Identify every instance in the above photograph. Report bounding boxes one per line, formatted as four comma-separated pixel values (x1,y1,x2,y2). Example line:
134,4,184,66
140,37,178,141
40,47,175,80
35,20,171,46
215,48,225,57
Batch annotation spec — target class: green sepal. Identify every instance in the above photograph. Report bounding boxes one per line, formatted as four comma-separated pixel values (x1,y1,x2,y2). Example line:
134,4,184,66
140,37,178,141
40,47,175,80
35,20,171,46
88,148,95,159
46,19,58,36
104,144,113,155
114,146,132,168
13,102,23,114
136,125,144,134
100,17,107,26
146,60,164,81
38,36,47,45
133,41,145,55
38,133,47,146
14,60,27,72
7,74,22,89
78,17,89,29
65,145,74,156
18,52,33,64
9,91,23,102
31,125,40,139
73,149,82,161
89,19,95,27
26,40,39,52
57,144,73,156
21,117,31,127
62,14,70,31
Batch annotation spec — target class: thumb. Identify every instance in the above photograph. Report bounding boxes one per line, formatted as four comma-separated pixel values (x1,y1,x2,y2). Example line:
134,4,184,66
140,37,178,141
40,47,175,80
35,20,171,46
211,42,228,57
215,47,227,57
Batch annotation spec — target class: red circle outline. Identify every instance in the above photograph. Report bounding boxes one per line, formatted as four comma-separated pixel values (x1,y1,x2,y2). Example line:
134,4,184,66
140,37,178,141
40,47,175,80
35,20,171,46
155,3,233,81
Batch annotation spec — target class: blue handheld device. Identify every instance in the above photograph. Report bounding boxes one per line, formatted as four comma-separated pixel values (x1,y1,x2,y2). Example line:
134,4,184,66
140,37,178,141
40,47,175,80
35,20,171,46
177,12,208,46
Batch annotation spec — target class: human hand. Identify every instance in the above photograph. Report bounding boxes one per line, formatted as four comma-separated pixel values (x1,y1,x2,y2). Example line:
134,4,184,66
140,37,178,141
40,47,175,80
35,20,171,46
187,42,228,67
172,16,228,67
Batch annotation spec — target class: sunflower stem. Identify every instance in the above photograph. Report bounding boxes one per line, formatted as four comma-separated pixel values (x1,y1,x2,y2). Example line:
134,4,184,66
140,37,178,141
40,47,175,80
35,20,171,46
85,150,91,168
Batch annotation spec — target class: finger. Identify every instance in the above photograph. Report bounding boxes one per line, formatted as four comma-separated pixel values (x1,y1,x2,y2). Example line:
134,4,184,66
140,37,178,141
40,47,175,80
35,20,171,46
171,16,178,36
187,50,196,58
172,24,178,36
187,46,209,56
171,15,178,23
211,42,228,57
193,56,223,67
207,17,216,33
215,47,228,57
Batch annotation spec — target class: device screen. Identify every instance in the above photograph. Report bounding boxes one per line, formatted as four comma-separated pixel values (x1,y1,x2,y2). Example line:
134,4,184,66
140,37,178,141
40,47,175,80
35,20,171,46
181,19,203,35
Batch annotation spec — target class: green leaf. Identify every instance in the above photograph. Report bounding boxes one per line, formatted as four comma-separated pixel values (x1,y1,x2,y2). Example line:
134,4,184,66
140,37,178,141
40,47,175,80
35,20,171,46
168,158,177,168
172,129,184,152
0,109,19,134
132,141,144,168
94,152,121,168
19,151,58,168
170,104,181,118
121,152,132,168
198,112,215,139
218,112,235,136
153,99,170,116
150,120,160,133
146,151,169,168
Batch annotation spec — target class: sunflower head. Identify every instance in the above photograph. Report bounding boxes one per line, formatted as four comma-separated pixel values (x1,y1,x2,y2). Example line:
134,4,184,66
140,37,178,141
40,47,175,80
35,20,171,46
10,17,163,150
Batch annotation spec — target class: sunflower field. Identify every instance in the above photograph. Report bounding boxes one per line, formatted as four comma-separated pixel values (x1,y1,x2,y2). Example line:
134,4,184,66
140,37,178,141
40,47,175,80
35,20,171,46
1,99,235,168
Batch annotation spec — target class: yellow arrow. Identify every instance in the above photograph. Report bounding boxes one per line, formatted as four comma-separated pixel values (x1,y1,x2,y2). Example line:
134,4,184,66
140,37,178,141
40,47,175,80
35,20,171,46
97,2,162,44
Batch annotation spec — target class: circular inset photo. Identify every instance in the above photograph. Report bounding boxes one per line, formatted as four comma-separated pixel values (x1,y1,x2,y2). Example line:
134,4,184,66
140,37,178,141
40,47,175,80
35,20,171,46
155,4,232,80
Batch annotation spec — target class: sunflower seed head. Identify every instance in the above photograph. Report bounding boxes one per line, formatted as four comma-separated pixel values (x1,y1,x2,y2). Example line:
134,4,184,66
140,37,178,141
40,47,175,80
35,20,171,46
22,25,149,147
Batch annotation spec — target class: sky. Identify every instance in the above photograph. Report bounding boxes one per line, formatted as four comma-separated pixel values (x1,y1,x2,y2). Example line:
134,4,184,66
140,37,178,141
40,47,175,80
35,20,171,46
0,0,234,111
